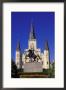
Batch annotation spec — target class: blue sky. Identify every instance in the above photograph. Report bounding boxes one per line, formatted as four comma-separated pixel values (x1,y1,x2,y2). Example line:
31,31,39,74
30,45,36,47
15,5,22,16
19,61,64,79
11,12,55,62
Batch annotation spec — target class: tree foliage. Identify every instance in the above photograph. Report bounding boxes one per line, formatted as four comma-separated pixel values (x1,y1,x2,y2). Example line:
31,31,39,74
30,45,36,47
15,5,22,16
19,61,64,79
11,59,19,78
48,61,55,78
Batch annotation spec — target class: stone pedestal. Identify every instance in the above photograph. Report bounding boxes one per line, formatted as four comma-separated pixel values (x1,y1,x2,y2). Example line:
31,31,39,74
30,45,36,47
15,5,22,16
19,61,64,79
24,62,43,72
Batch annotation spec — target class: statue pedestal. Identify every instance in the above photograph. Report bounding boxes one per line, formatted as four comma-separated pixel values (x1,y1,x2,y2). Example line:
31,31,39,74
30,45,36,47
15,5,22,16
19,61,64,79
24,62,43,72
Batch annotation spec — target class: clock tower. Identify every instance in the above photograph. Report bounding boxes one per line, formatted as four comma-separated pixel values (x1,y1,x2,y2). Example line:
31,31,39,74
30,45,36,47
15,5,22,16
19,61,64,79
43,41,50,69
28,22,37,50
15,42,22,69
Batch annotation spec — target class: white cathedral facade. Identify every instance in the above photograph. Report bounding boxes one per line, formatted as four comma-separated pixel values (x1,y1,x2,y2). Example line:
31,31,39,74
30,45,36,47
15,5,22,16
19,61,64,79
15,23,50,72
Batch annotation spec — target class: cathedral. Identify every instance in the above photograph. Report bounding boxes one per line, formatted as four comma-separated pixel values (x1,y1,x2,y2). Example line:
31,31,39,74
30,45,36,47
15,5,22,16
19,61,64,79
15,23,50,72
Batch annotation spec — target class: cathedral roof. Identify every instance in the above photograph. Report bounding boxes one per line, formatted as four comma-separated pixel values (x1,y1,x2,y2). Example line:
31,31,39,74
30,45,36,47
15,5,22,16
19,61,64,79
29,22,36,40
45,41,49,50
16,42,21,51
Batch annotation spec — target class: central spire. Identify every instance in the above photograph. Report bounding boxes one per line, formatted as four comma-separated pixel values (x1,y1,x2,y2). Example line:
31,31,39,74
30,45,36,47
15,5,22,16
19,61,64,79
29,22,36,40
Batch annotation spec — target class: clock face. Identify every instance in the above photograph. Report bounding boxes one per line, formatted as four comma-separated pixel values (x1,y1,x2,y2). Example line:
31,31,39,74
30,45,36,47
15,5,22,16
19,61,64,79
30,43,34,49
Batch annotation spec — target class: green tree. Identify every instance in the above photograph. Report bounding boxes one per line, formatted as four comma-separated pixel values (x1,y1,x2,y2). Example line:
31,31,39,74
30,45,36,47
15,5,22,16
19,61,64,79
52,61,55,77
11,59,19,78
48,61,55,78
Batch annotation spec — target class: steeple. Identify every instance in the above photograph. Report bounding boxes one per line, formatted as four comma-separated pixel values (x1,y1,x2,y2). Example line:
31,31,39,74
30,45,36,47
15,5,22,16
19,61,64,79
45,41,49,50
16,41,21,51
29,22,36,40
